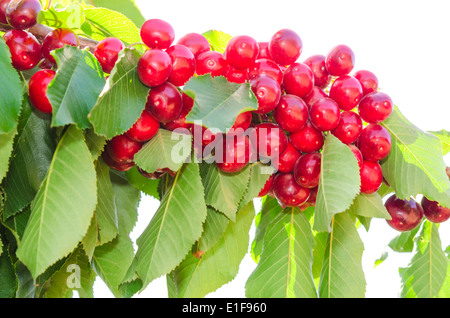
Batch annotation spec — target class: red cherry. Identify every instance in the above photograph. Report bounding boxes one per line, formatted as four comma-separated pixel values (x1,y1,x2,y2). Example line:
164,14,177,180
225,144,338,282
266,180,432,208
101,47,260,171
303,54,331,89
140,19,175,49
224,65,248,84
348,144,363,169
126,110,160,142
216,134,252,173
358,91,393,124
28,69,55,114
325,44,355,76
195,51,228,77
358,124,391,162
176,32,210,58
5,0,41,30
247,58,283,85
273,94,309,133
146,82,183,123
309,97,341,131
258,174,275,197
331,110,363,144
224,35,259,70
289,121,324,153
3,29,41,70
253,122,288,161
353,70,379,96
161,116,192,132
137,49,172,87
282,62,314,98
256,42,272,60
272,173,311,208
272,141,301,173
180,92,194,118
303,86,328,109
0,0,10,24
230,111,252,133
94,37,124,74
106,134,142,163
250,74,282,114
421,196,450,223
166,44,196,86
41,28,79,64
269,29,303,66
329,75,363,111
385,195,424,232
293,152,321,188
102,150,135,172
359,160,383,194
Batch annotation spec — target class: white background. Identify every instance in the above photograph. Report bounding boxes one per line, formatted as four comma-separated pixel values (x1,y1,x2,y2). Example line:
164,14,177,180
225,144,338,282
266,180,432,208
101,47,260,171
93,0,450,298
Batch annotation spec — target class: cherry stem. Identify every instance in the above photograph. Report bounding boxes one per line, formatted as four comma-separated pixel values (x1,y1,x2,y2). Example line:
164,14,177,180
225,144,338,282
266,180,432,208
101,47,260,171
44,0,52,10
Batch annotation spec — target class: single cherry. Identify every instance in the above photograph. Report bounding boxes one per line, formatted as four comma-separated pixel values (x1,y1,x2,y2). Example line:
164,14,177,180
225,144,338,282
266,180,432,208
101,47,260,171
273,94,309,133
303,86,328,109
309,97,341,131
0,0,10,24
358,124,391,162
257,42,272,60
166,44,196,86
353,70,379,96
137,49,172,87
28,69,55,114
146,82,183,123
331,110,363,144
126,110,160,142
216,134,252,174
293,152,321,188
385,194,424,232
41,28,79,64
3,29,41,70
140,19,175,49
230,111,252,133
303,54,331,89
106,134,142,163
102,150,135,172
282,62,314,98
325,44,355,76
272,173,311,208
5,0,41,30
421,196,450,223
358,91,393,124
359,160,383,194
329,75,363,111
94,37,125,74
258,174,275,197
272,141,301,173
269,29,303,66
289,121,324,153
348,144,363,169
247,58,283,85
253,122,288,161
195,51,228,77
224,65,248,84
224,35,259,70
176,32,210,58
250,74,282,114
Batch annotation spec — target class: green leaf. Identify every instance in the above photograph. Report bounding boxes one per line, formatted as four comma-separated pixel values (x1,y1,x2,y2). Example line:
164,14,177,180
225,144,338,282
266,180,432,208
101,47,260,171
245,207,317,298
125,166,160,200
0,38,23,134
15,261,35,298
314,134,361,232
184,75,259,132
381,106,450,208
318,212,366,298
194,206,230,254
430,130,450,155
135,162,207,290
348,192,391,220
37,3,85,29
388,224,422,253
171,201,255,298
0,242,17,298
47,46,105,129
88,0,146,27
0,127,17,184
88,48,150,139
238,163,275,210
201,30,233,53
84,128,107,161
16,126,97,279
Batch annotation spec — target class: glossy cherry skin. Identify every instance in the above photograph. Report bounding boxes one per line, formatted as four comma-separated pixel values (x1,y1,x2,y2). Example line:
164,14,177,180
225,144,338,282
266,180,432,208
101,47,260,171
224,35,259,70
0,0,10,24
137,49,172,87
146,82,183,123
303,54,331,89
230,111,252,133
224,65,248,84
309,97,341,131
42,28,79,64
140,19,175,49
250,74,282,114
273,94,309,133
331,110,363,144
94,37,124,74
325,44,355,76
348,144,363,169
3,29,41,70
359,160,383,194
293,152,321,188
258,174,275,197
272,141,301,173
329,75,363,111
102,150,135,172
269,29,303,66
303,86,328,109
272,173,311,208
5,0,41,30
176,32,210,58
257,42,272,60
385,195,424,232
358,124,391,162
421,196,450,223
358,91,393,124
216,134,252,174
247,58,283,85
195,51,228,77
283,62,314,98
252,122,288,161
166,44,196,86
289,121,324,153
28,69,55,114
161,116,192,132
353,70,379,96
106,134,142,164
126,110,160,142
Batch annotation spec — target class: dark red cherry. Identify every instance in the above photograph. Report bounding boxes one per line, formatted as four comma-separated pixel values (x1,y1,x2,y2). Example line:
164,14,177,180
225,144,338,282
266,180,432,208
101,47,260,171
289,121,324,153
272,141,301,173
94,37,125,74
247,58,283,85
385,194,424,232
146,82,183,123
358,91,393,124
272,173,311,208
224,65,248,84
325,44,355,76
303,86,328,109
140,19,175,49
273,94,309,133
41,28,79,64
293,152,321,188
257,42,272,60
331,110,363,144
224,35,259,70
102,150,135,172
303,54,331,89
126,110,160,142
28,69,55,114
180,92,194,118
5,0,41,30
166,44,196,86
359,160,383,194
106,134,142,163
137,49,172,87
195,51,228,77
309,97,341,131
358,124,391,162
0,0,10,24
176,32,210,58
230,111,252,133
269,29,303,66
161,116,192,132
3,29,41,70
282,62,314,98
253,122,288,161
353,70,379,96
250,74,282,114
421,196,450,223
329,75,363,111
348,144,363,169
258,174,275,197
216,134,252,174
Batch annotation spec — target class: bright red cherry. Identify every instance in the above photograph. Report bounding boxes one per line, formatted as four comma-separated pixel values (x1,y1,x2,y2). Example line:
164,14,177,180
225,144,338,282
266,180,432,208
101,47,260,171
195,51,228,77
224,35,259,70
258,174,274,197
289,121,324,153
303,86,328,109
348,144,363,169
224,65,248,84
273,94,309,133
5,0,41,30
272,173,311,208
28,69,55,114
257,42,272,60
282,62,314,98
247,58,283,84
358,124,391,162
421,196,450,223
230,111,252,133
359,160,383,194
385,195,424,232
329,75,363,111
309,97,341,131
358,91,393,124
303,54,331,89
325,44,355,76
216,134,252,174
41,28,79,64
250,74,282,114
3,29,41,70
106,134,142,163
0,0,10,24
94,37,124,74
180,92,194,118
353,70,379,96
146,82,183,123
269,29,303,66
176,32,210,58
140,19,174,49
253,122,288,161
293,152,321,188
331,110,363,144
102,150,135,172
126,110,160,142
137,49,172,87
161,116,192,132
272,141,301,173
166,44,196,86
